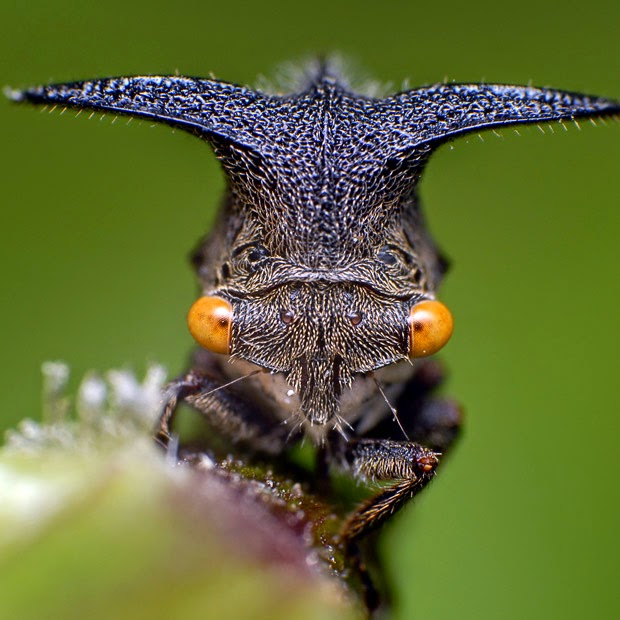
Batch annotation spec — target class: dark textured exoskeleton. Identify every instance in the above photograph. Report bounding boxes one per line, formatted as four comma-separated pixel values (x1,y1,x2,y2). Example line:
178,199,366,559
10,61,620,596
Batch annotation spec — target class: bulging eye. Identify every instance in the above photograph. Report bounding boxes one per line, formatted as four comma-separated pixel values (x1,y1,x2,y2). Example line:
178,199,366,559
408,300,453,358
187,296,233,355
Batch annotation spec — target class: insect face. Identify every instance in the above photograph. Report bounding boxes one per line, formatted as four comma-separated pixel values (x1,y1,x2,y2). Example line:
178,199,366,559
188,235,454,429
232,283,412,426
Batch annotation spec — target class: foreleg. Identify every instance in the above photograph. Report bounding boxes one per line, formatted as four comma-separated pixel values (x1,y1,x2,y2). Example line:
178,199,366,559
335,438,439,544
154,368,286,455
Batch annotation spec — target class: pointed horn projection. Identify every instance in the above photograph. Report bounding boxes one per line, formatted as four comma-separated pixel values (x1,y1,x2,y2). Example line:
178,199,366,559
7,76,269,148
8,73,619,182
379,83,620,149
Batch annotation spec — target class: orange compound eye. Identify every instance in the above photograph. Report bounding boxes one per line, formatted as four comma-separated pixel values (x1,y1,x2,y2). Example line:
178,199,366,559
187,296,233,355
408,300,454,358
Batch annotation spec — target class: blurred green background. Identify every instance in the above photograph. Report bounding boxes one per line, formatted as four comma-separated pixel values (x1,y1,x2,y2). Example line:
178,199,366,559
1,1,618,618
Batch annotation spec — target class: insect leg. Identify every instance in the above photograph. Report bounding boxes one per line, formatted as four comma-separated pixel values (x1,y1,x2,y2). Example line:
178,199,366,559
155,369,287,455
336,438,439,544
155,371,204,448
